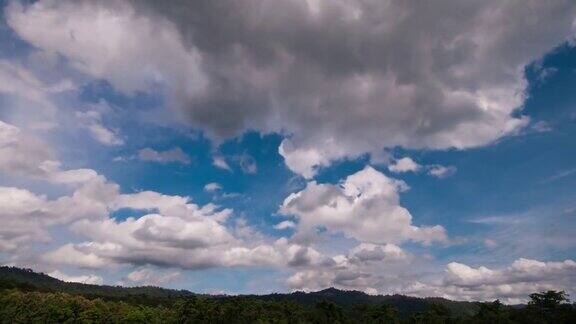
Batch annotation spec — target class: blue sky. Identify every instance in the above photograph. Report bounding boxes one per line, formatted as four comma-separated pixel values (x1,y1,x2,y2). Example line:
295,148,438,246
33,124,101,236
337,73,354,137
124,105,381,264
0,0,575,303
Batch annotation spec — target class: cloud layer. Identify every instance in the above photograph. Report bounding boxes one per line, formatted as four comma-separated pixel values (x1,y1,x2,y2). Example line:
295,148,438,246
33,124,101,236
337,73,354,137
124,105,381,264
403,259,576,303
9,0,576,176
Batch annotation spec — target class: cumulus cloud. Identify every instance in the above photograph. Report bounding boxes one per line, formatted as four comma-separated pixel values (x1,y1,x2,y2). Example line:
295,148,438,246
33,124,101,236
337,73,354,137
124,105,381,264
8,0,576,177
3,151,573,300
0,120,99,184
5,0,206,96
138,147,191,164
44,243,110,269
39,186,332,271
0,187,53,251
386,157,456,178
388,157,421,173
280,166,446,245
348,243,407,263
204,182,222,193
0,119,53,178
0,176,117,252
42,196,244,269
286,242,411,293
38,161,99,185
403,258,576,303
46,223,335,271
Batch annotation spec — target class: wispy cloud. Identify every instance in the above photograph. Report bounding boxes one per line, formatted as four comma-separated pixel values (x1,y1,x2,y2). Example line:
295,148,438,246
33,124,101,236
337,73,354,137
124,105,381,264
541,168,576,183
137,147,191,164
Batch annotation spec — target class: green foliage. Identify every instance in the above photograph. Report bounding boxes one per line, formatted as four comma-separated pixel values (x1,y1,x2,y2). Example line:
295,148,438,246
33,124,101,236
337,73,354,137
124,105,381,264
1,288,576,323
361,303,400,323
470,300,512,324
521,290,575,324
0,290,169,323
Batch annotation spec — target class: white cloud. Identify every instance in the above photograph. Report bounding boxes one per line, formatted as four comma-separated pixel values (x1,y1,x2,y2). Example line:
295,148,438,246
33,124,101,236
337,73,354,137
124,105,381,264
0,175,118,253
532,120,553,133
0,119,102,185
3,158,572,301
39,188,311,271
388,157,421,173
0,59,59,117
348,243,407,263
0,120,120,251
45,220,338,271
286,270,335,292
0,120,20,145
126,267,181,286
76,110,123,146
138,147,191,164
280,166,446,245
0,187,52,251
49,270,104,285
6,0,206,96
403,258,576,303
0,119,54,178
204,182,222,193
541,168,576,183
44,243,110,269
274,220,296,230
279,141,331,179
73,213,234,250
36,185,344,272
386,157,456,178
427,165,457,178
285,242,411,293
212,155,231,171
38,160,99,185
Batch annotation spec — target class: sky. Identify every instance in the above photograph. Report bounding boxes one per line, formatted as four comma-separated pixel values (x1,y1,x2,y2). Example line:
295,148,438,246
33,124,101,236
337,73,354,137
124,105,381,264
0,0,575,304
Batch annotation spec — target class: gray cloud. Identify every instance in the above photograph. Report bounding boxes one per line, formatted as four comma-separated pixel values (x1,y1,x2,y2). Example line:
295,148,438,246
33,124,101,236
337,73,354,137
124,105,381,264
8,0,576,176
138,147,191,164
132,0,576,176
238,153,258,174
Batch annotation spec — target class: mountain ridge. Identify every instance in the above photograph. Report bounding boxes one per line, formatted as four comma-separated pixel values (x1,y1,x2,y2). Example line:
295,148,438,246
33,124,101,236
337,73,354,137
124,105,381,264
0,266,480,317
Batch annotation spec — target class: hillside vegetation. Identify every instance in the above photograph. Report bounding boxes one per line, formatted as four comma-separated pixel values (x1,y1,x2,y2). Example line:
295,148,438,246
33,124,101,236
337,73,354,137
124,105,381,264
1,266,575,323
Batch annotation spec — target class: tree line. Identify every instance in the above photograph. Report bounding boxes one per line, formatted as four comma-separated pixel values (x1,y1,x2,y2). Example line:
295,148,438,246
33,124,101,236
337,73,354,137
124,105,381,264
1,288,575,323
0,267,575,323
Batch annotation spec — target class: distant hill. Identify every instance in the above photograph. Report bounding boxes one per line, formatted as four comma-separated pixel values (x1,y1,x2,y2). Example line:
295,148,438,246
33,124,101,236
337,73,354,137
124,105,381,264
0,266,479,317
2,267,573,323
248,287,480,317
0,266,193,305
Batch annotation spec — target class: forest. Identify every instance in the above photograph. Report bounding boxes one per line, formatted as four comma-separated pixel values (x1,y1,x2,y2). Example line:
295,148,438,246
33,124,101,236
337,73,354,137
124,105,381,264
1,266,575,323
